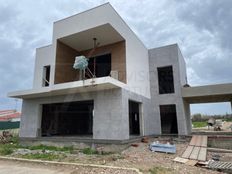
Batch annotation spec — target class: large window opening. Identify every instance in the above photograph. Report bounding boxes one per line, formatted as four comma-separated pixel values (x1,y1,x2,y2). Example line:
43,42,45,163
86,54,111,79
157,66,174,94
191,102,232,132
41,100,93,137
42,65,50,87
129,100,140,135
160,104,178,134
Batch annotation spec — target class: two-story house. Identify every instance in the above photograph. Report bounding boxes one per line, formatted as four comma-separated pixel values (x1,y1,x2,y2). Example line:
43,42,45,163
9,3,232,144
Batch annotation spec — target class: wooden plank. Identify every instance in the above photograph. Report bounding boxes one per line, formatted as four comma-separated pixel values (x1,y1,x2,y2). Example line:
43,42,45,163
198,147,207,161
182,145,194,159
186,160,198,166
195,136,202,147
173,157,189,164
189,136,197,146
189,146,200,160
201,136,207,147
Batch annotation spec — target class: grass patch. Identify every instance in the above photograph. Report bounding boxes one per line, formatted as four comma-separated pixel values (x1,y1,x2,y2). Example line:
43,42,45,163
20,153,60,161
81,148,98,155
223,118,232,122
0,146,14,155
27,144,73,152
148,166,172,174
0,136,21,155
192,121,207,128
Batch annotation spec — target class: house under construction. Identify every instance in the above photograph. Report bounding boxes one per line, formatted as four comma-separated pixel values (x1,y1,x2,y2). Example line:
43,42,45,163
8,3,232,143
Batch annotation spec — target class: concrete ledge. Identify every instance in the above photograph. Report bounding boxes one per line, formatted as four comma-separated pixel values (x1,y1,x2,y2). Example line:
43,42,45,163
19,134,190,147
19,136,145,145
0,156,142,174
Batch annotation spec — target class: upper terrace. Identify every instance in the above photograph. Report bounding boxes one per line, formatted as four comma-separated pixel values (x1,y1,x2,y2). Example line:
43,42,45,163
8,3,151,99
55,23,126,84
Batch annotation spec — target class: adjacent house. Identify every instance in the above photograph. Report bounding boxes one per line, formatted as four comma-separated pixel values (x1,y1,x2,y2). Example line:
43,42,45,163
8,3,232,143
0,110,21,130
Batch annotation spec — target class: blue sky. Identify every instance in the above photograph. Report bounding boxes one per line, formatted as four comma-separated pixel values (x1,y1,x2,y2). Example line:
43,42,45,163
0,0,232,115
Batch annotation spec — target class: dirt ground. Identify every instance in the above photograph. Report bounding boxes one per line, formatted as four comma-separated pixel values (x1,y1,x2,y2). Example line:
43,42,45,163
6,137,232,173
193,121,232,132
52,137,224,173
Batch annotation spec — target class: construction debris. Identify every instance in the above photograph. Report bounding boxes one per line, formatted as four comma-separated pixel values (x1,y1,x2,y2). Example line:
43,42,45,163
149,141,176,154
131,143,139,147
0,131,13,144
212,154,221,161
141,137,149,143
207,160,232,171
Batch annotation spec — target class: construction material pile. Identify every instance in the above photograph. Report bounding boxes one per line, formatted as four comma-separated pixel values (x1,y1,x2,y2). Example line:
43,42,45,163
0,131,13,144
73,56,88,70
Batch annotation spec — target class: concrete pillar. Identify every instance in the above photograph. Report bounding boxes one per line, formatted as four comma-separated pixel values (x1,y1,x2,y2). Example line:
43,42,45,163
183,100,191,135
231,101,232,112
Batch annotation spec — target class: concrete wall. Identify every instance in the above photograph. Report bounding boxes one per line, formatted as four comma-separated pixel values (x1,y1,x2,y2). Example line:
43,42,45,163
149,44,190,135
177,46,188,86
121,89,158,136
33,45,54,88
19,88,130,140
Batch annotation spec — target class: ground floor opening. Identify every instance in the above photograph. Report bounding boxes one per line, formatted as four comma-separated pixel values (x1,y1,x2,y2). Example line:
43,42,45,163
41,100,94,137
129,100,140,135
160,104,178,134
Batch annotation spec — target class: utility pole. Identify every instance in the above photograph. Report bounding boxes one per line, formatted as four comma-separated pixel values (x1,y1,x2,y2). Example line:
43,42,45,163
15,99,18,112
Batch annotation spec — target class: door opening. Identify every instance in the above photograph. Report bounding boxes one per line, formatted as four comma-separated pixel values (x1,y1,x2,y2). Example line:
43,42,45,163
160,104,178,134
129,100,140,135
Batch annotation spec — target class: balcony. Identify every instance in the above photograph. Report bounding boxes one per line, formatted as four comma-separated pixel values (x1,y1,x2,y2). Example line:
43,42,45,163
8,76,126,99
54,24,126,85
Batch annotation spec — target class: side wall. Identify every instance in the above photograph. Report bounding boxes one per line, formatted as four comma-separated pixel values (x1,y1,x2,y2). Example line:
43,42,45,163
33,45,54,88
149,44,190,135
121,89,158,136
54,40,80,84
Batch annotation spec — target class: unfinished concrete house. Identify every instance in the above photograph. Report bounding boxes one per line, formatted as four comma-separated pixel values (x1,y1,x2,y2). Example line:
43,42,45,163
8,3,232,143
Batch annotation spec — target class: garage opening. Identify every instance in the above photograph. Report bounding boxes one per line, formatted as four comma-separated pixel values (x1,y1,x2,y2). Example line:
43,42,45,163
41,100,93,137
129,100,140,135
160,104,178,134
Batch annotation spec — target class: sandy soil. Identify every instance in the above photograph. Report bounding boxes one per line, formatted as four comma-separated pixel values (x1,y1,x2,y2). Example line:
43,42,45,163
58,137,223,174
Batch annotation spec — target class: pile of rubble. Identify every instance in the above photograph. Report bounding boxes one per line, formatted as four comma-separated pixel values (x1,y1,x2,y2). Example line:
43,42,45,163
0,131,13,144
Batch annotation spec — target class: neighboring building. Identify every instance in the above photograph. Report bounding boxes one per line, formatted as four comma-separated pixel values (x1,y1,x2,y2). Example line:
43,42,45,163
8,3,232,143
0,110,21,130
0,110,21,122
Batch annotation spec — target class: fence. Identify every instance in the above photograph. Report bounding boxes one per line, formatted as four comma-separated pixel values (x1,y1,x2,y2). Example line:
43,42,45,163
0,121,20,130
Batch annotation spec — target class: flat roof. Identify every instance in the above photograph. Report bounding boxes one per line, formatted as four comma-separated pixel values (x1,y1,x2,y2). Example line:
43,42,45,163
182,83,232,103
